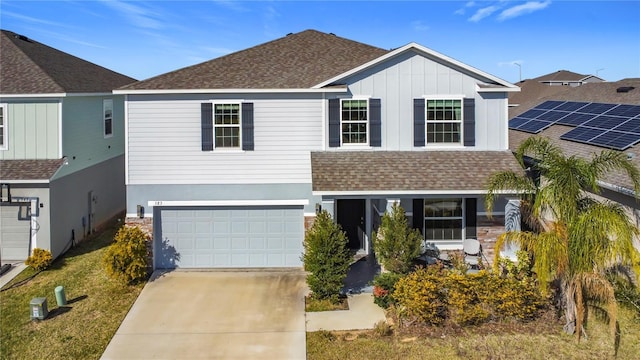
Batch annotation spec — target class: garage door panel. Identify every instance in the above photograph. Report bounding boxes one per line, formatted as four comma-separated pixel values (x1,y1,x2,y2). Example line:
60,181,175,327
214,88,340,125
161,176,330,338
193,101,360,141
157,207,303,268
1,205,31,262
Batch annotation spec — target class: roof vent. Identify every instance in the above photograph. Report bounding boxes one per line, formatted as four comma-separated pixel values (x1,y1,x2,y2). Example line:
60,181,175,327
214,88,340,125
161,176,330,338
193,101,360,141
627,153,636,160
286,32,293,36
14,34,30,42
617,86,635,93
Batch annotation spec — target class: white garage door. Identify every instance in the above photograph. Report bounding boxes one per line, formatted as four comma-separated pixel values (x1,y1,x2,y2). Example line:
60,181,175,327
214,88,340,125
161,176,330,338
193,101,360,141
156,206,303,268
0,204,31,262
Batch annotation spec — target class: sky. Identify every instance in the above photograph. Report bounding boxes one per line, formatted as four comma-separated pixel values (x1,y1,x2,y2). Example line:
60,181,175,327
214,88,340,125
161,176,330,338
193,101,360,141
1,1,639,84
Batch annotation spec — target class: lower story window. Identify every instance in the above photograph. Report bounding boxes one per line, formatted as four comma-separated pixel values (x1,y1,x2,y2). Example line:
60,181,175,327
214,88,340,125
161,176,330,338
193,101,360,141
424,198,462,241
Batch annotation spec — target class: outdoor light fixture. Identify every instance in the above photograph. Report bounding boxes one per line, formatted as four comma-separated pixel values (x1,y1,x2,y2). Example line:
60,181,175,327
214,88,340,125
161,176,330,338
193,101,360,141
1,183,10,203
315,203,322,214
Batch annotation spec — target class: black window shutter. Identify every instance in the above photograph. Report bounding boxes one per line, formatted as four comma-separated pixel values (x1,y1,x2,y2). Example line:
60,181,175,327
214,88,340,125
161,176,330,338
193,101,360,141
201,103,213,151
369,98,381,147
413,99,425,147
463,98,475,147
241,103,254,151
465,198,477,239
328,98,340,147
412,198,424,235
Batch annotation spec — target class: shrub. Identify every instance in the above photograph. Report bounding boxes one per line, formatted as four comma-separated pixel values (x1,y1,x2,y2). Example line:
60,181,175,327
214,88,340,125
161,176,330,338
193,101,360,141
302,210,351,303
393,267,448,325
25,248,53,271
372,320,393,337
372,272,404,309
373,203,423,274
445,271,492,325
103,225,149,284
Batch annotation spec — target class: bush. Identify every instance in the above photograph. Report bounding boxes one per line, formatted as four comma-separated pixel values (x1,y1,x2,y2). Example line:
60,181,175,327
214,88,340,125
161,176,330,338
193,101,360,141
372,272,404,309
393,267,547,327
103,225,149,284
302,210,351,303
25,248,53,271
393,267,448,325
373,203,423,274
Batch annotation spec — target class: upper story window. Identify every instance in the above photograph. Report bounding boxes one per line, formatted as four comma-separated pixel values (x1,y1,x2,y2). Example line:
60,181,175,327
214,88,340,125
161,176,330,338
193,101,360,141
414,97,474,147
0,104,7,150
214,103,241,148
103,99,113,138
341,99,368,145
426,99,462,144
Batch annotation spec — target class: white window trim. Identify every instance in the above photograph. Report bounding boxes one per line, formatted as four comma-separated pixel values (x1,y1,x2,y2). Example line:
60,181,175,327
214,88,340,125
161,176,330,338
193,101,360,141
424,96,464,146
340,98,370,147
423,198,465,241
103,99,113,139
0,103,7,150
212,101,243,150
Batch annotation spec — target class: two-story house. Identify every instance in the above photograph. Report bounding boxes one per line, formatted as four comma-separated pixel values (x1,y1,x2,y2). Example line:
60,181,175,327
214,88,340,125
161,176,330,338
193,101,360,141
116,30,522,269
0,30,136,263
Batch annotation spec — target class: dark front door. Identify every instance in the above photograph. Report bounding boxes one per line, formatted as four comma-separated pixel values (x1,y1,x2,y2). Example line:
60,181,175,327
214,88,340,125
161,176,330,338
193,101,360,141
337,199,365,250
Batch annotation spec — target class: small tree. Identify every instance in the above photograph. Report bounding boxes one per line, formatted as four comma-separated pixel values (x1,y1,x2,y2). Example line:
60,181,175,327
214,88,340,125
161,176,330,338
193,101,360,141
373,202,423,274
302,210,351,303
103,225,149,284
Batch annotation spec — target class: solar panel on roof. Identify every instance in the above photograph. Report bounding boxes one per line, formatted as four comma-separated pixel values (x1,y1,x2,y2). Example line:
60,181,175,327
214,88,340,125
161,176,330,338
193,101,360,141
535,100,565,110
508,117,530,128
604,104,640,118
582,115,628,130
613,118,640,134
560,127,601,142
588,131,626,148
577,103,617,114
518,109,548,119
555,113,596,126
555,102,589,112
517,120,553,133
536,110,569,122
607,133,640,150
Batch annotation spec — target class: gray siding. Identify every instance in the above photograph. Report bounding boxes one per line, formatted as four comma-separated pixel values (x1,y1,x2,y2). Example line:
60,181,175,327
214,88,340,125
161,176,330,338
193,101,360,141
0,101,60,160
50,155,126,258
0,185,51,259
55,95,126,179
343,50,509,151
126,94,323,185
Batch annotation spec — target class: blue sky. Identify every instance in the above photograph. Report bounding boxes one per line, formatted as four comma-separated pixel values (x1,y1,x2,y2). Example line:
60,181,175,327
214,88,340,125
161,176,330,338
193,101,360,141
1,1,639,83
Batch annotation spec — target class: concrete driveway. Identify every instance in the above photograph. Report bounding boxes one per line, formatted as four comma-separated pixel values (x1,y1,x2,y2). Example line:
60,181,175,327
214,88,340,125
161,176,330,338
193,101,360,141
101,270,307,360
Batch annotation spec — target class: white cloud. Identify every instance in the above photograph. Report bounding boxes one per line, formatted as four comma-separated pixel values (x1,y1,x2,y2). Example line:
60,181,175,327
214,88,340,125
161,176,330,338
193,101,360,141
201,46,234,56
99,0,164,30
498,60,525,67
211,0,250,12
469,5,501,22
2,11,70,28
454,1,477,15
411,20,429,32
498,1,552,21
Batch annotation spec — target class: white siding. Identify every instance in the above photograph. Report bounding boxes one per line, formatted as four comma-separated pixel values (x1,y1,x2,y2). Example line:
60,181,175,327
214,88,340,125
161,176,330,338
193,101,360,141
345,51,509,151
127,96,323,184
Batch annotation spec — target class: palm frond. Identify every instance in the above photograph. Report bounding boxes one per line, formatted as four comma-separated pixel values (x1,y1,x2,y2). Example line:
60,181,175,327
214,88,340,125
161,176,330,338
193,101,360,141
589,150,640,196
484,170,536,218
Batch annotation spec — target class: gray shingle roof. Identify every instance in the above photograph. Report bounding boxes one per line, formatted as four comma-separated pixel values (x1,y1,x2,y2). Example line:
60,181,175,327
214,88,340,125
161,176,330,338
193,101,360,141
311,151,523,192
533,70,589,82
0,30,136,94
0,159,66,181
121,30,389,90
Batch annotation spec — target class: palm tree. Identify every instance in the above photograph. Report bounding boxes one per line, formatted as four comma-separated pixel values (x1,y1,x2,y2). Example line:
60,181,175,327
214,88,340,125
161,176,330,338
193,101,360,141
485,136,640,351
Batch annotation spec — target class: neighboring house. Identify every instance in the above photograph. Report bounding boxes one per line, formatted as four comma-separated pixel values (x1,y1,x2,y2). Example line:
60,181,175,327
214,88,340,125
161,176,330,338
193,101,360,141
0,30,136,263
116,29,522,270
508,78,640,228
534,70,605,87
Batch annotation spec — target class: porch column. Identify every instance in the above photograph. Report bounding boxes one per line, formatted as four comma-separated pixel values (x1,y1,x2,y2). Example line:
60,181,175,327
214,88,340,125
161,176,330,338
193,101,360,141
365,198,372,254
321,199,335,219
385,198,400,213
501,198,521,260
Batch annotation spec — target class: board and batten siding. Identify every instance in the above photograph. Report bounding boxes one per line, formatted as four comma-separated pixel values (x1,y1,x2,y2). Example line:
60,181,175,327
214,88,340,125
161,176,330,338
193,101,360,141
344,50,509,151
0,101,60,160
126,95,323,184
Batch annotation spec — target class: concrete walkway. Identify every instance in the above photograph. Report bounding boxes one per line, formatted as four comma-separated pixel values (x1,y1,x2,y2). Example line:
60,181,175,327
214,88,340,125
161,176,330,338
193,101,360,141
0,262,27,289
305,293,387,332
102,270,307,360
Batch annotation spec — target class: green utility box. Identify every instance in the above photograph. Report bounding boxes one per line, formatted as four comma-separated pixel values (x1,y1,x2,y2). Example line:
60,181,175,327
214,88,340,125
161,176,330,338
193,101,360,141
30,297,48,320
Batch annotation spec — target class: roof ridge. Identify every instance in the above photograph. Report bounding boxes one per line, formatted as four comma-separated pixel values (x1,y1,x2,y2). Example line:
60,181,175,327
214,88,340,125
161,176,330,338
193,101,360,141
0,30,64,93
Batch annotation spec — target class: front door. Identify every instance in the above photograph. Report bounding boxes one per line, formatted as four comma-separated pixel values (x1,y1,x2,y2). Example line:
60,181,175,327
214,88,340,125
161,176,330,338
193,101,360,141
336,199,365,250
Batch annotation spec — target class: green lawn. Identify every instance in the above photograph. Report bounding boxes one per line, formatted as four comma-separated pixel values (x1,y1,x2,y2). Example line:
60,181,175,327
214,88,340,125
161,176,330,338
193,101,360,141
307,308,640,360
0,223,145,360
